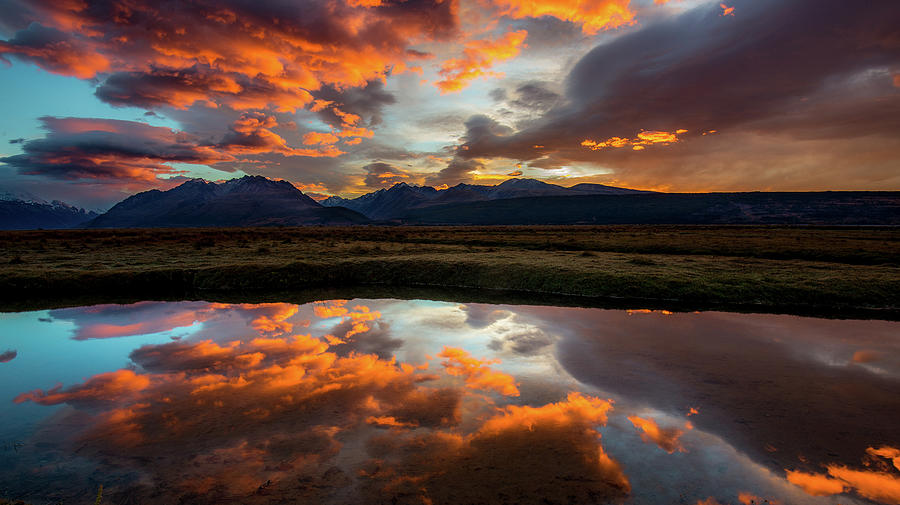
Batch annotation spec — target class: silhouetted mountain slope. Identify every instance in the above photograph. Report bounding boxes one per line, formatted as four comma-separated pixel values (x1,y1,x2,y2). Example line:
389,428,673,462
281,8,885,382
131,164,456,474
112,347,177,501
89,176,369,228
321,178,652,219
400,192,900,225
0,196,98,230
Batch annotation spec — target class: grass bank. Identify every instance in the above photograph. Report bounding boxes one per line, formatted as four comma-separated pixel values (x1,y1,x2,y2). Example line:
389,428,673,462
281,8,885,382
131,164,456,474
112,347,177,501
1,226,898,317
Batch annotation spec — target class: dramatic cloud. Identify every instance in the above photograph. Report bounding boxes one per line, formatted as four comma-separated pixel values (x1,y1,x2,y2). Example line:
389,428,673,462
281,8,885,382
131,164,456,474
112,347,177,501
219,112,344,157
488,0,634,34
361,161,412,189
2,0,898,203
456,0,900,190
436,29,528,93
0,117,232,184
0,0,459,110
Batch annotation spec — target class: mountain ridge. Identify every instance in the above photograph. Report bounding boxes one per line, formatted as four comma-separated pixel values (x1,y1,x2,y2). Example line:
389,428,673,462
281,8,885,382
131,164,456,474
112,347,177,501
0,196,98,230
322,178,651,219
87,175,368,228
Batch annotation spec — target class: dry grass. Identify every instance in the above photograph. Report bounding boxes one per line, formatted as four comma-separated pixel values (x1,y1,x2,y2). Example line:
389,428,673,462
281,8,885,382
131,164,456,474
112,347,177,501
1,225,897,316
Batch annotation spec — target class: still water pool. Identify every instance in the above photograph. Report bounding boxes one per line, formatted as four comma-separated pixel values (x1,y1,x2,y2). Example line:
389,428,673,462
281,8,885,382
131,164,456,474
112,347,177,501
1,299,898,504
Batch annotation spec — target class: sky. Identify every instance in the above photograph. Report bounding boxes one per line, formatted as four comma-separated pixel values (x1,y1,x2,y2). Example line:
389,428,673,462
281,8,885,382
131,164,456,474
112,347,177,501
0,0,898,209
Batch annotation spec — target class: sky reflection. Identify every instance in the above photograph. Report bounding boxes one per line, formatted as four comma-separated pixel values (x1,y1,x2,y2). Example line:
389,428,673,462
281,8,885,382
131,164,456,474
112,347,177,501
0,300,898,505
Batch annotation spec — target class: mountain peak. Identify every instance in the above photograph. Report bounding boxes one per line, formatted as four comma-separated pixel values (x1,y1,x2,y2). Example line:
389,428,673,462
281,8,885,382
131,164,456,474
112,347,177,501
89,175,368,228
495,178,553,189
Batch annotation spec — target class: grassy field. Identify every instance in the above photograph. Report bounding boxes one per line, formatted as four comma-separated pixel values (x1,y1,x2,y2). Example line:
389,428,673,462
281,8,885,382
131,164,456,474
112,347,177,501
1,225,898,317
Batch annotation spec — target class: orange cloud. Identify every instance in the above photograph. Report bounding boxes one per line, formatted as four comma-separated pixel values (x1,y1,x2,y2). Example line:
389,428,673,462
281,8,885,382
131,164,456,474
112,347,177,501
219,112,344,157
582,129,687,151
438,346,520,396
507,169,523,176
436,30,528,93
302,131,340,146
489,0,634,34
720,3,735,16
1,1,460,112
627,415,688,453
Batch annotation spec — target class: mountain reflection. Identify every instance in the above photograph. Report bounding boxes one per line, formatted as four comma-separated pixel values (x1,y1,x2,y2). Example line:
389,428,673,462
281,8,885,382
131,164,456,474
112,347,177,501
1,300,898,504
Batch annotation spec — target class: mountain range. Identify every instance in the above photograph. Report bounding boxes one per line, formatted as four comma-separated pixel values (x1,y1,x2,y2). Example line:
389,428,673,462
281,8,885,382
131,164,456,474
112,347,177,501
2,176,898,229
88,176,367,228
322,179,651,220
0,192,98,230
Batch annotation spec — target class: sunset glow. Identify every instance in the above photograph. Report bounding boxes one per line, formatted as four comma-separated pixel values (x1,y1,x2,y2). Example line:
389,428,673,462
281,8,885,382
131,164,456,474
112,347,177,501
0,0,896,207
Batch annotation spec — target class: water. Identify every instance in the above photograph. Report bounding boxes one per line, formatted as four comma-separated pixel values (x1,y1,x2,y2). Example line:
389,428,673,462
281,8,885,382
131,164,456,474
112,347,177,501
1,299,898,505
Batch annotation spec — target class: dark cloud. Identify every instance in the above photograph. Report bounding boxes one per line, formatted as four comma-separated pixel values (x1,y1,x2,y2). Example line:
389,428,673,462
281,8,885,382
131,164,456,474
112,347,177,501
8,138,25,144
0,349,17,363
458,0,900,190
0,22,109,79
508,82,560,112
312,80,397,128
425,156,484,186
0,117,233,183
362,161,412,189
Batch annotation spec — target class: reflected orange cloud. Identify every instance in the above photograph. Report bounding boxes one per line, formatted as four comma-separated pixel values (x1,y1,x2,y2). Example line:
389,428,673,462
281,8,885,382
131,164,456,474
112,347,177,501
738,492,779,505
314,300,350,318
826,466,900,504
438,346,520,396
436,30,528,93
786,446,900,503
489,0,634,34
360,391,629,504
868,446,900,472
852,349,883,363
627,415,688,453
13,324,632,503
14,369,151,406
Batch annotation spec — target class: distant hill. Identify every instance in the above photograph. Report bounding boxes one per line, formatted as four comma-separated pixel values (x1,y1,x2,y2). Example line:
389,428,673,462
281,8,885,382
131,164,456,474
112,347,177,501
0,193,98,230
400,192,900,225
88,176,369,228
322,179,650,219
